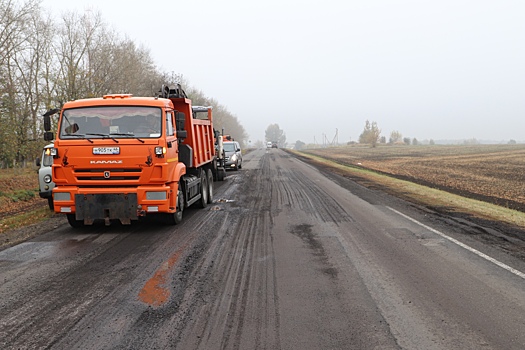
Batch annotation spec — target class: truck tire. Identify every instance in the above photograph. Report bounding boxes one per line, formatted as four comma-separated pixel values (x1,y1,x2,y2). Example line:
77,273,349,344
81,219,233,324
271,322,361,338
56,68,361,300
66,214,83,228
166,190,184,225
197,170,208,208
217,167,226,181
206,169,214,204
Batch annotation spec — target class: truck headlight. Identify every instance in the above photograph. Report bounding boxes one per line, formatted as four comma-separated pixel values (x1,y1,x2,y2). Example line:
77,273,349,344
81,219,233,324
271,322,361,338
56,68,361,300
43,174,52,183
155,146,166,157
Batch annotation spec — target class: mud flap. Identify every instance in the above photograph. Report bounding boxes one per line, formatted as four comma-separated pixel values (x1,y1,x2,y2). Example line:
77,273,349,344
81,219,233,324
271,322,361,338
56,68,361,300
75,193,138,225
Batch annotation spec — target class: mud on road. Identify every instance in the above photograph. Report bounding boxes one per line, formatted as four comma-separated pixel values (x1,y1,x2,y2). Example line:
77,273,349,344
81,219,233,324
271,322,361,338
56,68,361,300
1,148,525,350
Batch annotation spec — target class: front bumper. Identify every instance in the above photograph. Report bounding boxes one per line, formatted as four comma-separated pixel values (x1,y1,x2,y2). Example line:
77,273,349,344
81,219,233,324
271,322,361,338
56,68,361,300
53,185,174,221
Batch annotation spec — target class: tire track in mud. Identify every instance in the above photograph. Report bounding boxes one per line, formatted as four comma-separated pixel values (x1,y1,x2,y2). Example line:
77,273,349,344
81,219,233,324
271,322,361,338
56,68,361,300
0,229,141,350
173,152,282,350
0,210,227,350
274,165,354,225
174,150,365,349
112,212,228,350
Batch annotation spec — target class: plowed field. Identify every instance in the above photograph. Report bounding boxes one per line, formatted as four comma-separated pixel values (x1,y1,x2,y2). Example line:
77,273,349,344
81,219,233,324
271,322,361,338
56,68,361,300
304,144,525,212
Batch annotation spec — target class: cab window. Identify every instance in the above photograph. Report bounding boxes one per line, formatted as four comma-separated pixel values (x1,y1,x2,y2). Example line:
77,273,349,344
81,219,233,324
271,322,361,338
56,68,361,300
166,111,174,136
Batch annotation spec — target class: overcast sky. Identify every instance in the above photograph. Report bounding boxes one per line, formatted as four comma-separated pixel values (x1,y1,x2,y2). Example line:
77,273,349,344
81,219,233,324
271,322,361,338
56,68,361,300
42,0,525,144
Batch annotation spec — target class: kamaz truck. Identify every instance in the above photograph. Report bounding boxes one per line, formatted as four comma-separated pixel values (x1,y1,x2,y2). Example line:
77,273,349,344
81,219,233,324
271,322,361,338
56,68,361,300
43,85,225,227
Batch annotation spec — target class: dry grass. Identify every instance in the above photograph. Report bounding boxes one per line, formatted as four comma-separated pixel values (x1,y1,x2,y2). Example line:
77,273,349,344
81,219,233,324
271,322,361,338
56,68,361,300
0,167,51,234
0,207,55,234
295,144,525,228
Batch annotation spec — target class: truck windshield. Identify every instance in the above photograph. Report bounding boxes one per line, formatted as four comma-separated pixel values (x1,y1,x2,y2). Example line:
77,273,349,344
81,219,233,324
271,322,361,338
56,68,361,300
59,106,162,139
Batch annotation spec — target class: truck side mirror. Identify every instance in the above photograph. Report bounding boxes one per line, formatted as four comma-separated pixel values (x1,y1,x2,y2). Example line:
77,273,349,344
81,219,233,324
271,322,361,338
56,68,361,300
43,108,59,131
44,131,54,141
44,115,51,132
175,112,186,131
176,130,187,139
43,108,60,117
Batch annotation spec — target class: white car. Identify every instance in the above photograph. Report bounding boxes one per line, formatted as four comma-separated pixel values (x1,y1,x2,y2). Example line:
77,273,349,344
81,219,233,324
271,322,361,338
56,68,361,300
36,143,55,209
224,141,243,170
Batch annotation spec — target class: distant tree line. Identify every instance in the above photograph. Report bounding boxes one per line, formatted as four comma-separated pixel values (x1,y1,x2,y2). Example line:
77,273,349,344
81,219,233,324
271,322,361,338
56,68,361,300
0,0,246,168
356,121,434,147
265,124,286,147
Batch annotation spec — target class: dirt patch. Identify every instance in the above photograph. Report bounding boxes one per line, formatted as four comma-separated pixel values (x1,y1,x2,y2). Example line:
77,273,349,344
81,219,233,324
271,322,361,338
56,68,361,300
0,213,67,249
0,168,66,250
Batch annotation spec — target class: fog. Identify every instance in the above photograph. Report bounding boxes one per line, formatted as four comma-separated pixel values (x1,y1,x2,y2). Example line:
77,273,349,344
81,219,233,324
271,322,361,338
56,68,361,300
43,0,525,145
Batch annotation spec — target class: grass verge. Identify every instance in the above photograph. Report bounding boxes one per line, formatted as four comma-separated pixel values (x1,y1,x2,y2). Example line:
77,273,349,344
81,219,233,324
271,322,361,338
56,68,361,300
292,150,525,229
0,206,55,235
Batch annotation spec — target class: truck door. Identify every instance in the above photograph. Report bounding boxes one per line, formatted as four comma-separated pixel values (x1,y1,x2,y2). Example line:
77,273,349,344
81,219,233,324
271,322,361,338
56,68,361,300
165,110,177,162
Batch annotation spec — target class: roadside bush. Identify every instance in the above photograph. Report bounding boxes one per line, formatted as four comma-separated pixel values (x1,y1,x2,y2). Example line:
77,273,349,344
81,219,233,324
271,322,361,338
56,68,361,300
10,190,36,202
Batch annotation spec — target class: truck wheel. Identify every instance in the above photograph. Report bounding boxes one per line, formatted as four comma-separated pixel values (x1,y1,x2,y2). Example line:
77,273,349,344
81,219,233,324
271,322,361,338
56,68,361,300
206,169,214,204
66,214,83,228
174,190,184,223
165,190,184,225
217,168,226,181
197,170,208,208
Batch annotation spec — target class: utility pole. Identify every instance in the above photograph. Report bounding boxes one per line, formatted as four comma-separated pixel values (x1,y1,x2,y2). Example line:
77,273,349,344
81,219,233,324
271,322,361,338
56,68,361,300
331,128,338,146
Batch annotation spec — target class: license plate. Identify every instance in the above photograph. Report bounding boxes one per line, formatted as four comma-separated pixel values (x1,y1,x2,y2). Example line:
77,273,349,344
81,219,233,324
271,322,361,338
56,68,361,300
93,147,120,155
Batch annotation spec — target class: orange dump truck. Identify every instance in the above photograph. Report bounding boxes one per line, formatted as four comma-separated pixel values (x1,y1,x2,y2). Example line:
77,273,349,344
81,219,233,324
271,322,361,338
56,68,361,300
42,85,225,227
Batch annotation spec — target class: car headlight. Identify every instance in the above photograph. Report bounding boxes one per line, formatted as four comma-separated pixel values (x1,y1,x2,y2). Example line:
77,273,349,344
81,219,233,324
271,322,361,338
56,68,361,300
231,154,238,161
43,174,52,183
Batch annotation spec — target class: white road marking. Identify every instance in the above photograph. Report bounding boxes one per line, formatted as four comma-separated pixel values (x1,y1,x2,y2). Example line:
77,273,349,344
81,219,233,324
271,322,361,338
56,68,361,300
387,206,525,280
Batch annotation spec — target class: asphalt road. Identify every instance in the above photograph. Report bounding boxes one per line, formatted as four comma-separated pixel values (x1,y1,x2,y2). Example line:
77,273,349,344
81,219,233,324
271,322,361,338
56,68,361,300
1,148,525,350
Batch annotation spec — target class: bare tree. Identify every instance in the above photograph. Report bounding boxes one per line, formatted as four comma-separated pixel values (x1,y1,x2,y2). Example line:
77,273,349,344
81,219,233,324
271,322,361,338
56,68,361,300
389,130,402,144
53,11,104,102
0,2,250,167
0,0,40,166
12,7,56,158
359,120,381,147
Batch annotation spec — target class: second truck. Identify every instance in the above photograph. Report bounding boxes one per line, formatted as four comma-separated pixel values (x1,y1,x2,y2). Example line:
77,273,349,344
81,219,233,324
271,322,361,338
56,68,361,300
43,85,225,227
